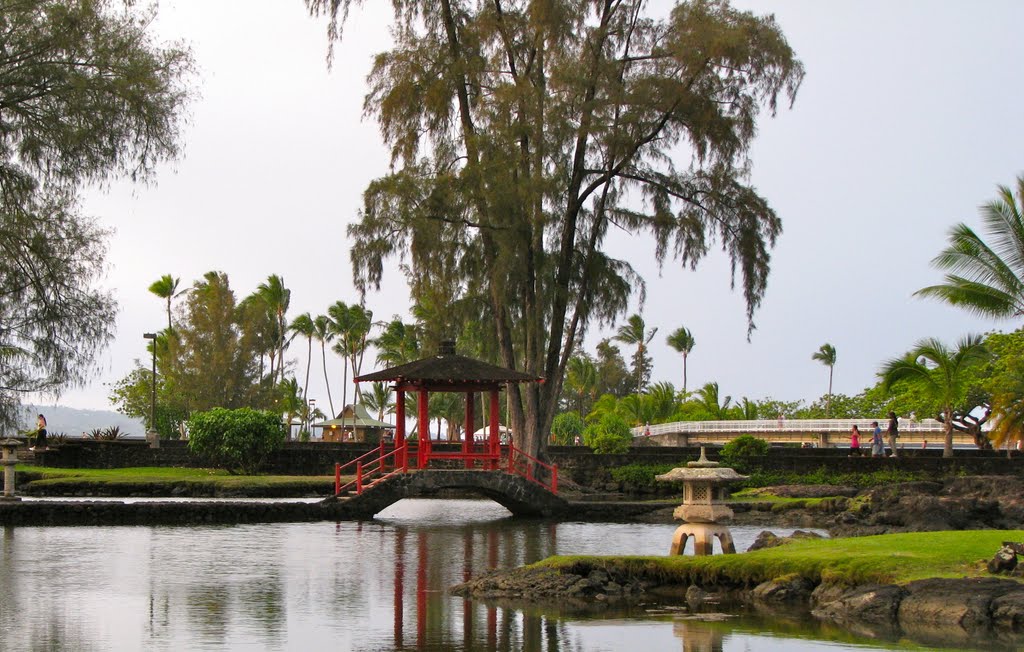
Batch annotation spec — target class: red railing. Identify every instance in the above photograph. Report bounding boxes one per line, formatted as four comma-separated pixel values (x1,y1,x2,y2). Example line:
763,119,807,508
506,444,558,494
334,440,558,496
335,444,410,496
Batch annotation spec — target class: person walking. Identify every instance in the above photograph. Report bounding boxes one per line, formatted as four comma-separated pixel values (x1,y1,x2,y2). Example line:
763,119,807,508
886,411,899,458
31,413,47,451
849,425,861,456
870,421,884,458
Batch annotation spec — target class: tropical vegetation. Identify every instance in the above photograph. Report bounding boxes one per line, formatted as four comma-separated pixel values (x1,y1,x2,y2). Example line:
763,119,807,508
916,176,1024,450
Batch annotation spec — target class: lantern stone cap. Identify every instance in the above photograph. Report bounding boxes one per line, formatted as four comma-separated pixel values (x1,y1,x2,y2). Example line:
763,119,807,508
0,439,22,447
655,447,748,483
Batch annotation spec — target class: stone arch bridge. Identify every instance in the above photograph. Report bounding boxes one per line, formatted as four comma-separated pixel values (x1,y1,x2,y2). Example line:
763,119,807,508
328,470,569,519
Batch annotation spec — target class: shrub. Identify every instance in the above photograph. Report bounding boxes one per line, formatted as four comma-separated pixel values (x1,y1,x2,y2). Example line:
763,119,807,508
85,426,126,440
187,408,285,474
551,411,586,445
583,413,632,454
610,461,688,486
720,434,769,472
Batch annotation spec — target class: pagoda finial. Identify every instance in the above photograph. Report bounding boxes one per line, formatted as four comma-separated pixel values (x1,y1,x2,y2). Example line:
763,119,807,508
687,445,719,468
438,340,456,356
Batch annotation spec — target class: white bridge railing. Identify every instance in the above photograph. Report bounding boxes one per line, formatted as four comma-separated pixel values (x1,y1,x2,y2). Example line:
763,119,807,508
631,418,975,438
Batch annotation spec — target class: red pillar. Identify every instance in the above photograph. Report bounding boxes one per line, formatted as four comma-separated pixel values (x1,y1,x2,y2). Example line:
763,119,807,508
418,388,429,469
396,388,406,470
463,392,474,469
417,530,428,648
463,528,473,648
488,389,500,470
394,527,405,648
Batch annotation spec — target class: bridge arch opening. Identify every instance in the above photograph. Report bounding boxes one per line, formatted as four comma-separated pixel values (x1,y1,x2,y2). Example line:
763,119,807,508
375,496,513,523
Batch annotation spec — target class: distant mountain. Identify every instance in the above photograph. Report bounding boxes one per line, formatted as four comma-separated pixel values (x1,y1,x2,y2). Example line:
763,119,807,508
22,405,146,439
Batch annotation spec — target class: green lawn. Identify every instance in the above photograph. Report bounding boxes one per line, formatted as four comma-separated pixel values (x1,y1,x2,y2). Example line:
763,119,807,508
15,466,338,491
537,530,1023,587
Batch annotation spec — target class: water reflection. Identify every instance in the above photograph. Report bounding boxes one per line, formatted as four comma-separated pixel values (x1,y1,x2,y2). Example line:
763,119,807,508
675,619,724,652
0,499,989,651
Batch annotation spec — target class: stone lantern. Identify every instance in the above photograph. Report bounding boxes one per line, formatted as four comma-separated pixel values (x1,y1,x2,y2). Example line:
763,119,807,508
656,447,747,556
0,438,23,502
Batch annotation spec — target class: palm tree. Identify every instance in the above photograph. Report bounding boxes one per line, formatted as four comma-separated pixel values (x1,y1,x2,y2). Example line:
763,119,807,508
564,355,598,415
238,292,276,386
916,175,1024,319
278,377,303,440
665,326,695,393
288,313,316,405
811,343,837,418
373,318,420,367
328,301,373,423
313,314,335,416
645,381,681,422
880,335,989,458
695,382,732,420
361,381,395,422
614,314,658,396
256,274,291,386
990,379,1024,454
148,274,180,332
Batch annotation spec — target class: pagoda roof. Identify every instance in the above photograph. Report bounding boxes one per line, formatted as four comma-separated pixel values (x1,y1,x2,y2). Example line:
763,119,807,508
356,351,541,386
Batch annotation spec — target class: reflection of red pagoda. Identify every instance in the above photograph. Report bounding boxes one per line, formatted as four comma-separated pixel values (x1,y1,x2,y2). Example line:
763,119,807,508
389,522,559,649
356,341,541,470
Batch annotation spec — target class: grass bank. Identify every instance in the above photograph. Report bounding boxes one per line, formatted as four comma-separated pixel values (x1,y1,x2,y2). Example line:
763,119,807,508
16,466,338,497
534,530,1024,588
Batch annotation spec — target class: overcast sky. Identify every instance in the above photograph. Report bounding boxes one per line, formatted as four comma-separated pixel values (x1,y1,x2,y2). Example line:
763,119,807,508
40,0,1024,417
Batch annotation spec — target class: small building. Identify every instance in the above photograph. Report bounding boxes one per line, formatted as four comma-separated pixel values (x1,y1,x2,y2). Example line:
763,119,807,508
315,404,393,443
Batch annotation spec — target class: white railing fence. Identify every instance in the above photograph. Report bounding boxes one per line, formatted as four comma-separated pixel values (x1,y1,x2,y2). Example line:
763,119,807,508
631,418,978,438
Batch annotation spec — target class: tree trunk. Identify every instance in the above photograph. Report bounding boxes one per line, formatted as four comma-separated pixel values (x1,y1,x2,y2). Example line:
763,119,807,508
943,409,954,458
303,339,311,404
826,366,833,418
321,342,334,416
341,357,349,429
682,353,687,394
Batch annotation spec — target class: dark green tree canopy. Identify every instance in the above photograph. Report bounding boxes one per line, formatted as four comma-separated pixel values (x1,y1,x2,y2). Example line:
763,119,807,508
307,0,802,457
0,0,192,425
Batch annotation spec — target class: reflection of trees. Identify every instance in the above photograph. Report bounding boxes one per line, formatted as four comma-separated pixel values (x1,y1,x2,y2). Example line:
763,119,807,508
185,585,231,645
238,574,285,645
0,527,96,652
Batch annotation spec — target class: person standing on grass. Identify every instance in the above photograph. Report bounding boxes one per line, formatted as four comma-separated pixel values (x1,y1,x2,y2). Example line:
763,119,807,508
886,411,899,458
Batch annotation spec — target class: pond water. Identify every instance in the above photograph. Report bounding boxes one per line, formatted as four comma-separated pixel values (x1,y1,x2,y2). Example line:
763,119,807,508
0,499,992,650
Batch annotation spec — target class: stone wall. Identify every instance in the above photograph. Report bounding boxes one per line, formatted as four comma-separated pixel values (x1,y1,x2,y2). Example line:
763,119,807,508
30,439,382,475
546,445,1024,493
24,440,1024,485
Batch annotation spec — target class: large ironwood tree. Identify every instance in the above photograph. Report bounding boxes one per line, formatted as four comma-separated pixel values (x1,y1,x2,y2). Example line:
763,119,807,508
0,0,192,425
306,0,803,459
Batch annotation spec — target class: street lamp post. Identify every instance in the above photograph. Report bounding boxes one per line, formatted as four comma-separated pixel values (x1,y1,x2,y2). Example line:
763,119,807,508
143,332,158,447
309,399,316,440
